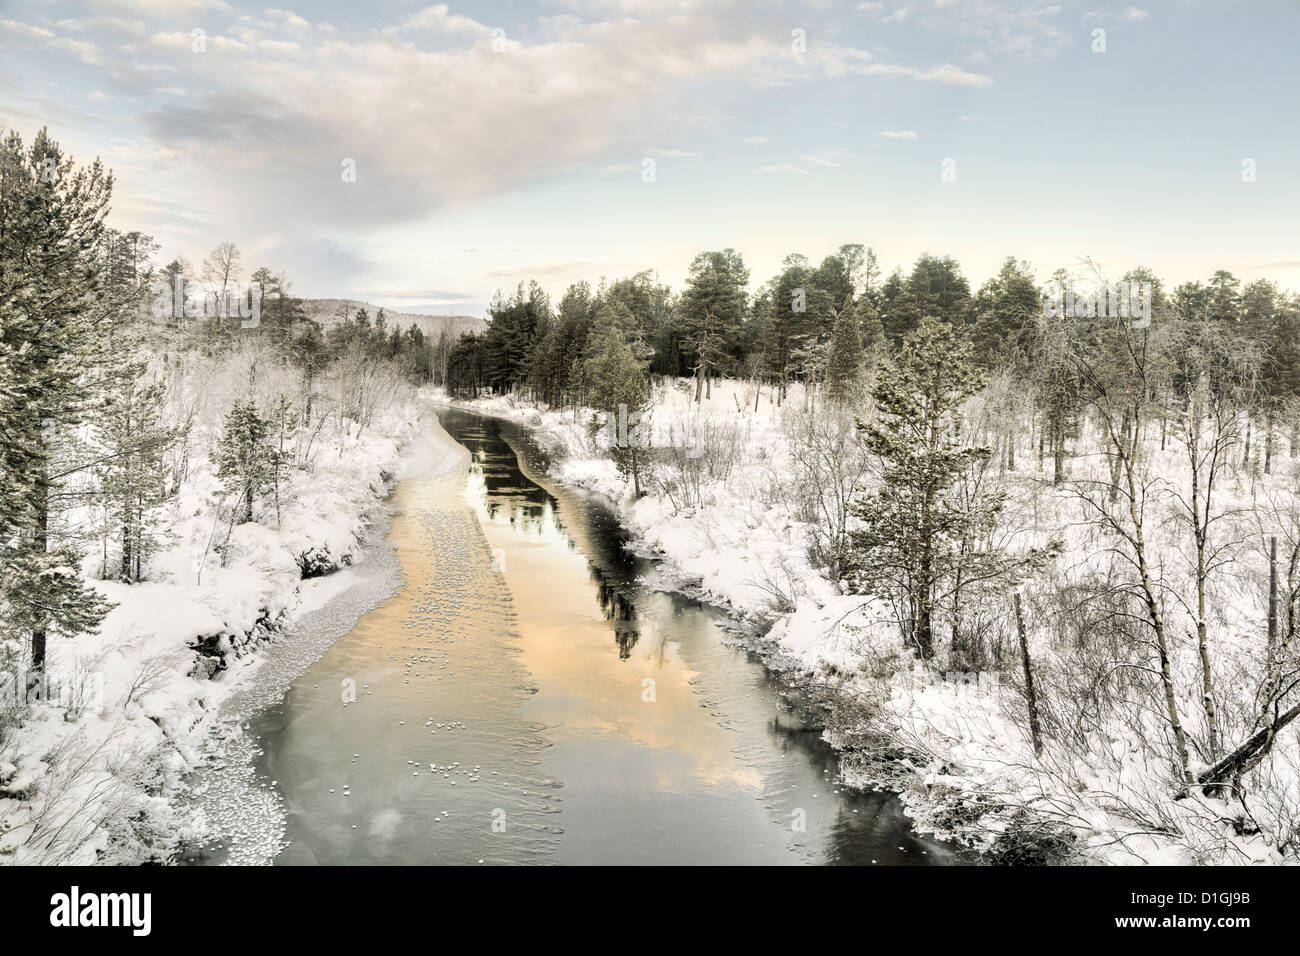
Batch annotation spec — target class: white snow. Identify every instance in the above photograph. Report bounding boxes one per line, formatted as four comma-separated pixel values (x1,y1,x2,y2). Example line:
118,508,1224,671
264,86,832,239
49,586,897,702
434,377,1298,865
0,392,431,864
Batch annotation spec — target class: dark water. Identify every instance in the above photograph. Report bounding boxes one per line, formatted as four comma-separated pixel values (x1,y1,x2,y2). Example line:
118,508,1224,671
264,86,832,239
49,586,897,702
236,409,951,865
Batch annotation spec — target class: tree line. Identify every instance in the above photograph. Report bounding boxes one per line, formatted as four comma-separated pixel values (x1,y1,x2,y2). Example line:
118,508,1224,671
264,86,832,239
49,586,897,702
439,246,1300,449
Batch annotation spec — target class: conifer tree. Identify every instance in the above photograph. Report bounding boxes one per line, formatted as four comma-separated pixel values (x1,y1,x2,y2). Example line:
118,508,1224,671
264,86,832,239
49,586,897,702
846,319,999,659
677,249,748,401
585,324,650,495
824,299,866,407
96,356,179,582
215,398,277,524
0,128,117,690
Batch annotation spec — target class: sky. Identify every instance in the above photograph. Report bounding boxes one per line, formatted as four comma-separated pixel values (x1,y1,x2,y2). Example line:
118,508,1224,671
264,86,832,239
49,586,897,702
1,0,1298,315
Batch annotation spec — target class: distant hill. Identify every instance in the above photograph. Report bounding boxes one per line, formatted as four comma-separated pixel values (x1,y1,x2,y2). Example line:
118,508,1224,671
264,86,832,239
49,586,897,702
300,298,486,339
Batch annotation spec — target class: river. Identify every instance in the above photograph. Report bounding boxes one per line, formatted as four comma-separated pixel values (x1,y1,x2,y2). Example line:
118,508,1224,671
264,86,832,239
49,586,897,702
188,408,953,865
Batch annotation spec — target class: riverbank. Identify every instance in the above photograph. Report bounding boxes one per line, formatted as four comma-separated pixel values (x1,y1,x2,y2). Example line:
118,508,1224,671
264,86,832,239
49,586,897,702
0,400,445,865
428,383,1291,866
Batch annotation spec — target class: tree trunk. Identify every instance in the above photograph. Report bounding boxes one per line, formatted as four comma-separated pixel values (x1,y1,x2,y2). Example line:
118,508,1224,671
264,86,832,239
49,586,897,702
1013,593,1042,756
1197,699,1300,792
1052,422,1065,485
1122,409,1194,786
121,518,132,582
1189,399,1218,760
1268,536,1278,652
28,466,50,699
1265,410,1274,475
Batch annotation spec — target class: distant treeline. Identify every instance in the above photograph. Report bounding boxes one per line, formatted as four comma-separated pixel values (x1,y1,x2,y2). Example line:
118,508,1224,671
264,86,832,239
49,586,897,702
438,246,1300,416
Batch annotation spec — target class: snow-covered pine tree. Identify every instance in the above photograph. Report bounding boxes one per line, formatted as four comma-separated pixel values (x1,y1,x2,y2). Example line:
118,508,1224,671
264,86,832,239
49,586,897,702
95,355,179,582
215,398,275,525
214,396,294,526
845,317,1002,660
0,128,116,690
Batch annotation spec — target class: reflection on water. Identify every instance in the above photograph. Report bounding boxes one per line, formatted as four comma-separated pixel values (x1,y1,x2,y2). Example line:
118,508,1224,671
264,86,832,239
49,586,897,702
440,408,955,866
251,435,562,865
229,408,952,866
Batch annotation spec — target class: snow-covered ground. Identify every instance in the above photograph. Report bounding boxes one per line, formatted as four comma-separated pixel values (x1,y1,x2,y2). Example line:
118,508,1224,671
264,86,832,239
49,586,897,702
0,394,434,864
432,379,1299,865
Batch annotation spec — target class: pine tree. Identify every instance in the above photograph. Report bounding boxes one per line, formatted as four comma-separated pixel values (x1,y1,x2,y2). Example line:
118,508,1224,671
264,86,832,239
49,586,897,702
824,298,866,406
585,324,651,495
0,128,117,691
846,319,1000,660
858,297,885,366
677,249,748,401
95,355,179,582
215,398,277,524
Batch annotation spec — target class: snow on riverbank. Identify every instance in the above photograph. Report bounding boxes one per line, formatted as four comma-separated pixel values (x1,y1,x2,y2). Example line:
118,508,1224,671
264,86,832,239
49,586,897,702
0,398,434,865
432,381,1296,865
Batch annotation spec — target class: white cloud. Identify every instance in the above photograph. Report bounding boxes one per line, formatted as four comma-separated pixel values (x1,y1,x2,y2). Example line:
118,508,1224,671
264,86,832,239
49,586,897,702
399,4,491,36
852,61,992,86
881,129,918,139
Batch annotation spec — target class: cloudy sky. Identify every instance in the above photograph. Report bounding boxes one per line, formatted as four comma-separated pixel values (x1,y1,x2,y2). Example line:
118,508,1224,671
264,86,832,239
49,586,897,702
2,0,1297,313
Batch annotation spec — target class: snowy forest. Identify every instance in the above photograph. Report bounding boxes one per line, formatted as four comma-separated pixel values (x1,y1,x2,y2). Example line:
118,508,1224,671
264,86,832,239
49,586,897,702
3,119,1300,866
438,240,1300,862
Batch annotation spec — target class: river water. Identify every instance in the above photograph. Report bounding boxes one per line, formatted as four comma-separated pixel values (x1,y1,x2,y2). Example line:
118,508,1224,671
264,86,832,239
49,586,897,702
191,408,952,865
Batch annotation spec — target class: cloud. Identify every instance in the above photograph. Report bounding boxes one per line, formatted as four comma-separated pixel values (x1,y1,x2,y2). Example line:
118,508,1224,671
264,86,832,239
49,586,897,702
0,18,54,41
398,4,491,36
881,129,918,139
852,61,993,86
0,0,1033,296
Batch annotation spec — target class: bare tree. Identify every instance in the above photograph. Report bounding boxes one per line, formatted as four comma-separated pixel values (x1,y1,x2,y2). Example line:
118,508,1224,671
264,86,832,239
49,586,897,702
1067,316,1195,786
1167,319,1255,760
202,241,241,309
